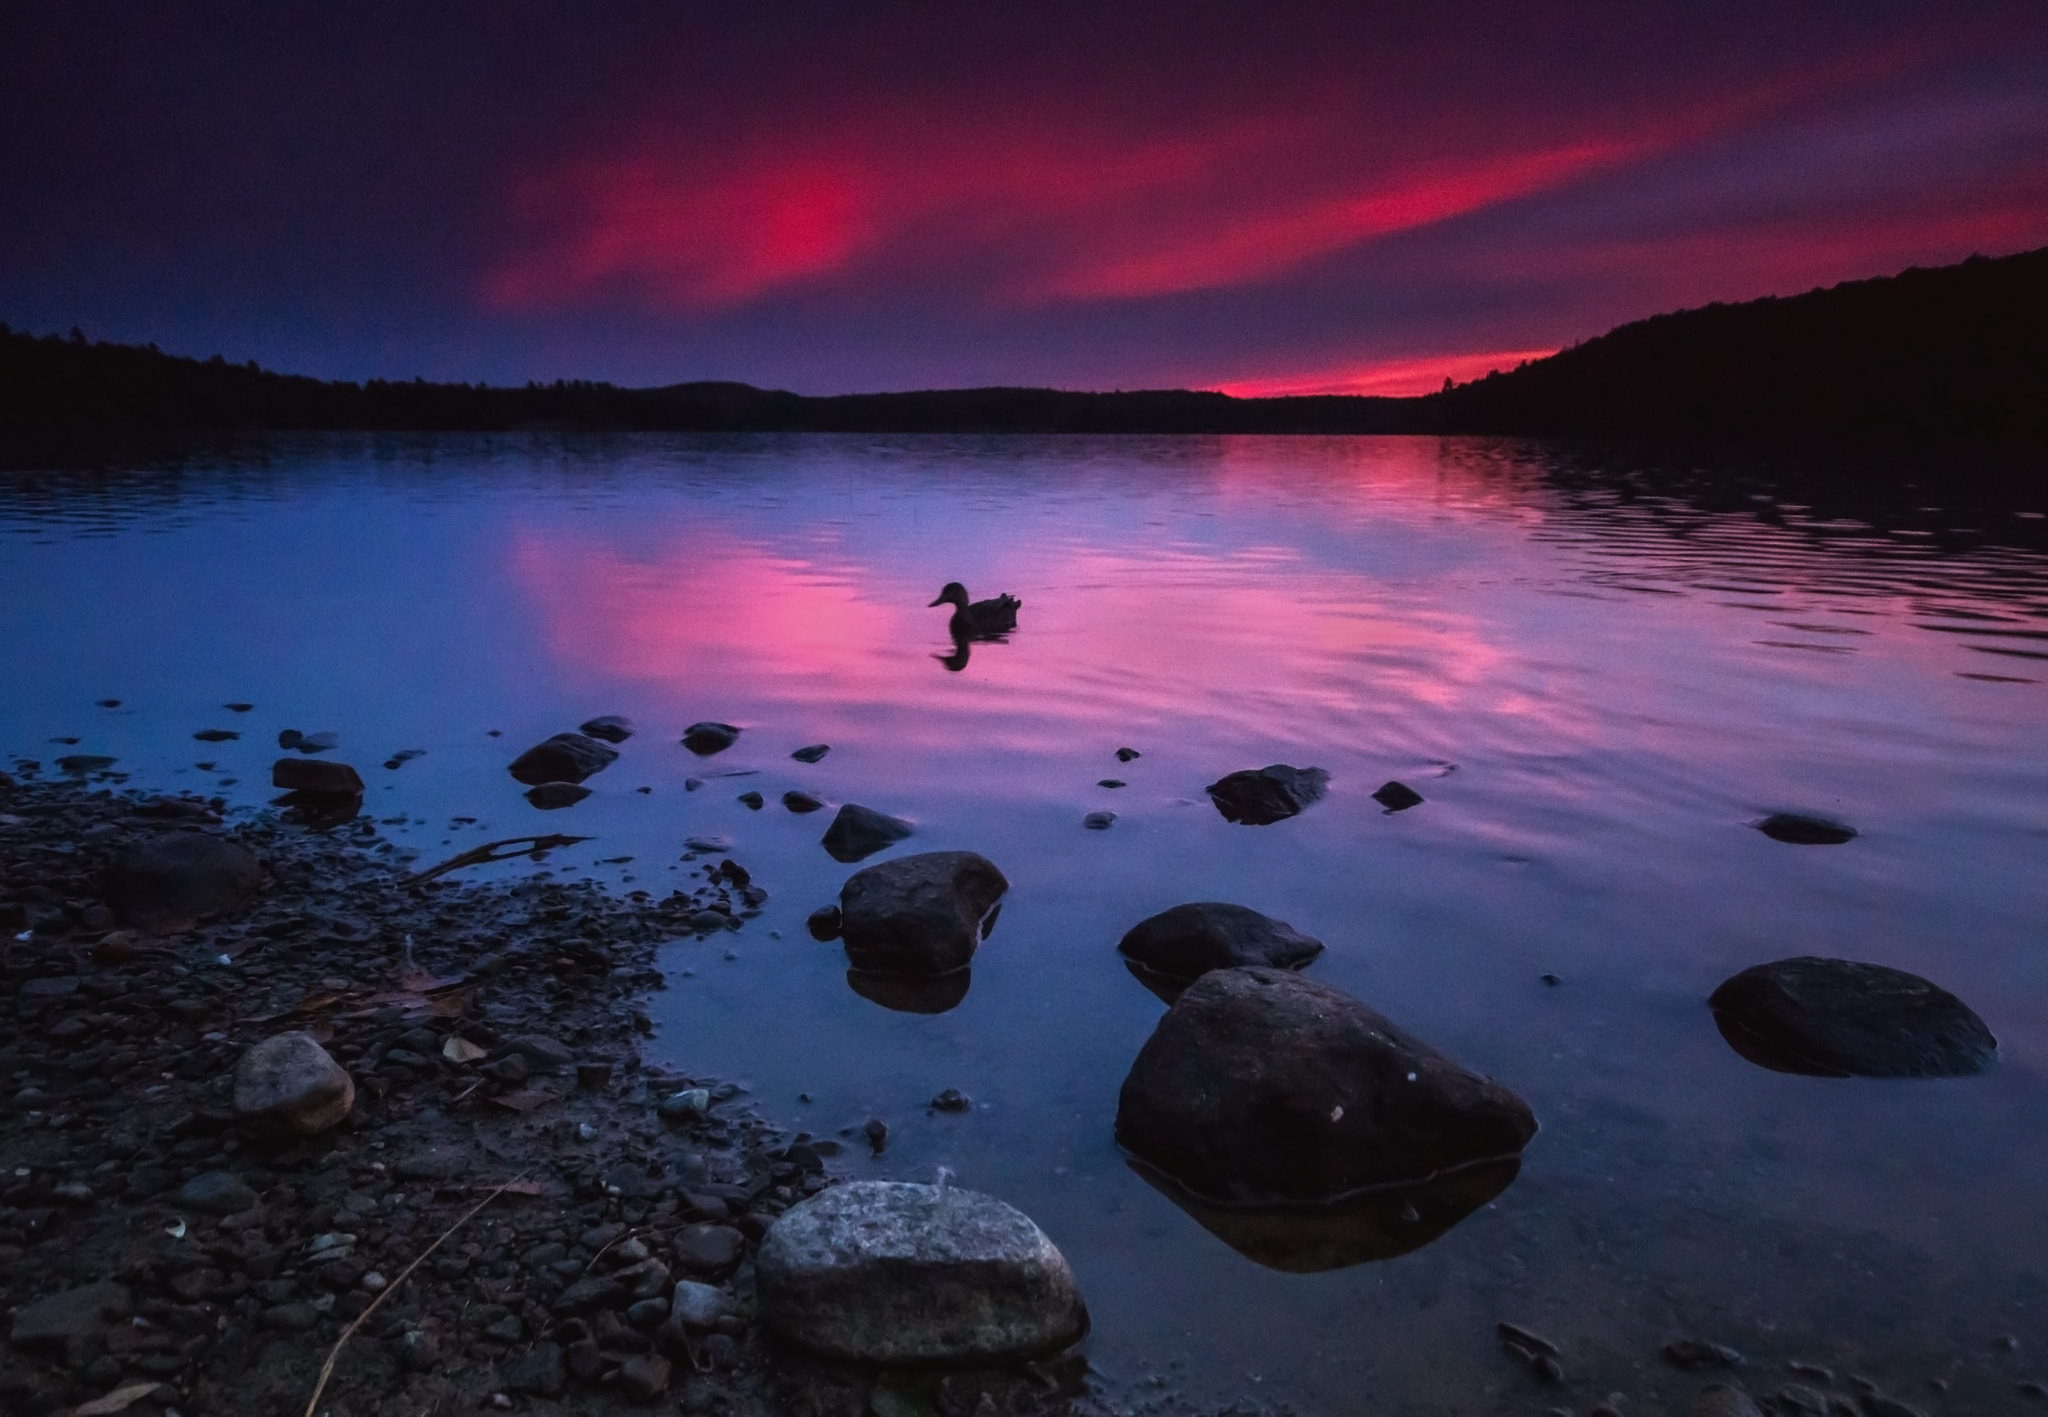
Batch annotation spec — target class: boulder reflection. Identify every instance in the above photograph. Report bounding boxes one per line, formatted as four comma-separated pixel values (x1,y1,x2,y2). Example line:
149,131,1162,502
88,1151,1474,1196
1127,1154,1522,1273
845,968,971,1014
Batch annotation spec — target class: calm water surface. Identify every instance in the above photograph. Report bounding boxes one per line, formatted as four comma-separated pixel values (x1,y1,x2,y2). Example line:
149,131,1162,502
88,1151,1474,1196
5,435,2047,1414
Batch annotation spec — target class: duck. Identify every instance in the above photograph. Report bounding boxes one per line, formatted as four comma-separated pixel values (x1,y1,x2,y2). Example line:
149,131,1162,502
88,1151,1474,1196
929,582,1021,638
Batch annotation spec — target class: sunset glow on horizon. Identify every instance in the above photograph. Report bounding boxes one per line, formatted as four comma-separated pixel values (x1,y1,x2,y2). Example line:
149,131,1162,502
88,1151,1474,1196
7,3,2046,392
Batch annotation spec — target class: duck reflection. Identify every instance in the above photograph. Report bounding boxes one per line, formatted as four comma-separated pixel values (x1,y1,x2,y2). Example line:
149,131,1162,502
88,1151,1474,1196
934,629,974,673
845,967,972,1014
1127,1154,1522,1272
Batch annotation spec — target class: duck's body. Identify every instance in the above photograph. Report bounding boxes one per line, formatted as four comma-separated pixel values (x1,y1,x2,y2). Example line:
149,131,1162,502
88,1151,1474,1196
930,582,1021,638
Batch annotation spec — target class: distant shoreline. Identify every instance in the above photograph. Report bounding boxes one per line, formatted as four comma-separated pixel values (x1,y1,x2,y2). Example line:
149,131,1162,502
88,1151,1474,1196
4,246,2044,442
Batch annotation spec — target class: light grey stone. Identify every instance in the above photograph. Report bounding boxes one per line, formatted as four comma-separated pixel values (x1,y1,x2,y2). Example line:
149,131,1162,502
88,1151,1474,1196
757,1180,1087,1362
234,1031,354,1136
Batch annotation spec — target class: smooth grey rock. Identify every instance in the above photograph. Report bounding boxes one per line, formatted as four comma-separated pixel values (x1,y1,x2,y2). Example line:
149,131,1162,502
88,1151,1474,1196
1709,957,1996,1078
175,1171,260,1216
673,1224,745,1273
681,722,741,755
104,832,262,931
618,1352,672,1399
271,758,366,795
757,1181,1088,1362
579,715,636,743
670,1280,733,1328
820,803,914,863
1115,967,1537,1205
839,850,1007,975
233,1032,355,1136
1118,902,1324,985
1205,764,1330,824
9,1280,130,1360
503,1341,567,1395
508,733,618,786
524,781,591,810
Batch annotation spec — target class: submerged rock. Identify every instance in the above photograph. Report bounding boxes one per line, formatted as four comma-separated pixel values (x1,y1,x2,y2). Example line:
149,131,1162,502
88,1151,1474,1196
1756,812,1857,845
783,790,825,814
1205,765,1330,825
104,832,262,931
234,1031,355,1136
791,743,831,763
806,905,843,941
1115,967,1536,1205
271,757,365,795
1118,902,1324,992
738,790,764,810
1130,1153,1520,1272
509,732,618,785
1708,956,1996,1077
681,722,742,755
525,781,592,810
56,754,117,774
1372,781,1424,811
1083,810,1116,830
839,850,1008,975
846,968,972,1014
578,714,636,743
757,1180,1088,1362
820,803,914,863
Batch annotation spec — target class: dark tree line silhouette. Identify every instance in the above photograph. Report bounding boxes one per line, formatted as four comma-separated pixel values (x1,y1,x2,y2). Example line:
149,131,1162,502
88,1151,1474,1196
4,246,2043,441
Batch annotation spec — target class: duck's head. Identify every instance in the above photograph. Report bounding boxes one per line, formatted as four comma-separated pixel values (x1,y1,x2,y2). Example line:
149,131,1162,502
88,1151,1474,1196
928,582,969,608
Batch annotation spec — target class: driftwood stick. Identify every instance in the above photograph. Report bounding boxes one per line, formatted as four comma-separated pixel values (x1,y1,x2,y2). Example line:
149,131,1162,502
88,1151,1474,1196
408,834,591,884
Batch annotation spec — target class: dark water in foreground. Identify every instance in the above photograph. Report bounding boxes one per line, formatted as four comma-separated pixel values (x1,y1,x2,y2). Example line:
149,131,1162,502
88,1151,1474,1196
4,435,2047,1414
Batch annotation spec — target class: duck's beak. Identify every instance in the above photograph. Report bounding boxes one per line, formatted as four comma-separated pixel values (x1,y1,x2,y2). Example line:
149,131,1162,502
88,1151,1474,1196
927,595,945,607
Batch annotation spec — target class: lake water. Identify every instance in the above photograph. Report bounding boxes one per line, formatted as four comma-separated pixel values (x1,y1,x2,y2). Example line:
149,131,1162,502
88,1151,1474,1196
4,434,2047,1414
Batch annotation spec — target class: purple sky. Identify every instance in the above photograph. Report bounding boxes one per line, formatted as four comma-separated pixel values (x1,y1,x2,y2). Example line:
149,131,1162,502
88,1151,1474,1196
6,2,2047,394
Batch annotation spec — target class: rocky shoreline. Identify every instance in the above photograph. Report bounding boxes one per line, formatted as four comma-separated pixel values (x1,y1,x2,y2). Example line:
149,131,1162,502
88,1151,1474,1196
0,773,1113,1417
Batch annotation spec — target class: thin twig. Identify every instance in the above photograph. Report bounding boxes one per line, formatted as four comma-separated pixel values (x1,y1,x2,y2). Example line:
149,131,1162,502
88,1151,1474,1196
408,834,591,884
302,1173,527,1417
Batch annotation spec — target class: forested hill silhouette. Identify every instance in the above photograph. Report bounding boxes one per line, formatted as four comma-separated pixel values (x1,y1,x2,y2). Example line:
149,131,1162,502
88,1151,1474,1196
3,245,2043,439
1417,245,2048,439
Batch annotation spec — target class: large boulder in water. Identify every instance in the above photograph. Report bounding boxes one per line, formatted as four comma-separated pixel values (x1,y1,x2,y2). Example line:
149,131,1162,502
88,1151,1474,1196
1205,765,1329,825
1708,956,1996,1078
821,803,913,862
839,851,1006,975
681,721,741,755
270,758,365,795
104,832,262,931
509,733,618,785
757,1180,1088,1362
1118,903,1323,992
1115,967,1536,1205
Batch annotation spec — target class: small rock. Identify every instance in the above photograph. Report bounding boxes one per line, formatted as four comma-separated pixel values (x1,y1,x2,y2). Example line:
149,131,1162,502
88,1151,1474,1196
104,832,262,931
1083,810,1116,830
807,905,843,940
8,1280,130,1361
673,1223,745,1273
1116,747,1141,762
525,781,592,810
234,1032,355,1136
1690,1388,1765,1417
839,850,1007,975
551,1275,628,1315
864,1118,888,1153
791,744,831,763
57,754,118,774
931,1088,972,1112
683,834,732,853
278,729,303,748
1664,1338,1744,1370
295,731,340,753
271,758,367,795
820,803,914,863
264,1301,319,1333
1709,957,1997,1078
175,1171,260,1216
659,1088,711,1120
503,1341,567,1396
194,728,239,742
619,1352,673,1400
1205,764,1329,825
579,715,636,743
757,1180,1088,1362
738,791,764,809
503,1034,577,1072
1118,902,1324,986
508,733,618,785
783,790,826,814
1757,813,1857,845
1372,780,1424,811
682,722,742,755
670,1280,733,1328
1098,778,1126,788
